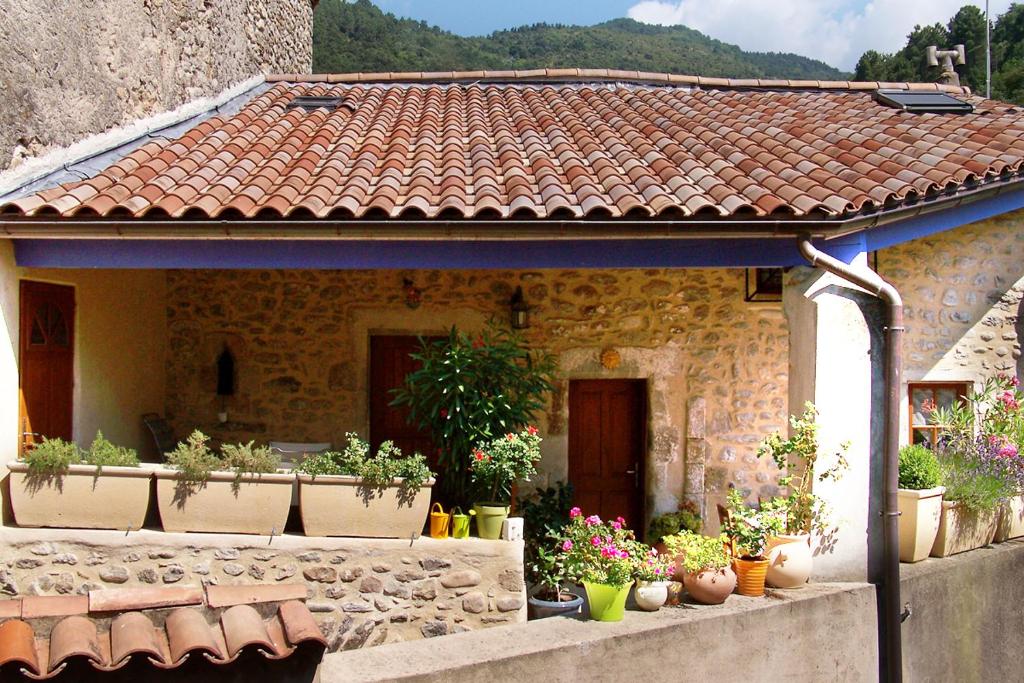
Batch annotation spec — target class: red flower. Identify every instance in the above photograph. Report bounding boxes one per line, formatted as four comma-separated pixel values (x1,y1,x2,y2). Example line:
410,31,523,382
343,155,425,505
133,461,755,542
472,336,484,349
527,425,538,436
474,450,485,461
439,408,448,418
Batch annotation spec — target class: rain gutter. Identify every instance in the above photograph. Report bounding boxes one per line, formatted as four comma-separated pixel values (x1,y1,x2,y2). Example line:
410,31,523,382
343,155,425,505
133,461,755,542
796,236,904,683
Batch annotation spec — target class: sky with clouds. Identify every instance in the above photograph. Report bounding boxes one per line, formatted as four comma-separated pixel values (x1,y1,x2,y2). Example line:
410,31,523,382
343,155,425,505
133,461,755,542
368,0,1012,71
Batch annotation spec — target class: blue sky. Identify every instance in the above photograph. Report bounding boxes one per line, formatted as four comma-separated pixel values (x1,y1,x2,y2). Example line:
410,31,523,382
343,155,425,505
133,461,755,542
367,0,1012,71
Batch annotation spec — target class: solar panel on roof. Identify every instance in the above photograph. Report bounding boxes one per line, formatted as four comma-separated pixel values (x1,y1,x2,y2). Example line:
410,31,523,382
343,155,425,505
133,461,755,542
874,89,973,114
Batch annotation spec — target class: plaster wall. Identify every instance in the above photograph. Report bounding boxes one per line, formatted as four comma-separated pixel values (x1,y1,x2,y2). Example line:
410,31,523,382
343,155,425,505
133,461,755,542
164,268,790,528
0,0,313,172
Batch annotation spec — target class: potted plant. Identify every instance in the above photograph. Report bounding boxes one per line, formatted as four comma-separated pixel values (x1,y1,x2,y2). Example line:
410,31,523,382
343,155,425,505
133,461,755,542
927,378,1019,555
757,402,847,588
648,500,702,581
632,544,675,611
722,489,784,597
896,444,946,562
558,508,637,622
663,531,736,605
520,482,583,619
469,426,542,539
155,431,294,534
391,324,555,508
9,432,151,530
296,434,434,538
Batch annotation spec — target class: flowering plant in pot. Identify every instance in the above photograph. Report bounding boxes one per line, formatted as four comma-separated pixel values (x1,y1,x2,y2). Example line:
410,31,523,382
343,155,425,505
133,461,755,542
558,508,637,621
10,432,151,530
469,426,542,539
663,531,736,605
519,482,583,618
631,544,675,611
722,489,784,597
896,444,945,562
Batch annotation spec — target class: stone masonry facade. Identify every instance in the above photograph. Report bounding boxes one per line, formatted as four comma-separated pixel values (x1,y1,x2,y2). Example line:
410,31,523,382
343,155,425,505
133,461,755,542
0,0,313,172
164,267,791,525
0,535,525,650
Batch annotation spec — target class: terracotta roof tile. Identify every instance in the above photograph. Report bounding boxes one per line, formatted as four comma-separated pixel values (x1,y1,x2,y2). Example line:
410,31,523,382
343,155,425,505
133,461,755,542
5,74,1022,224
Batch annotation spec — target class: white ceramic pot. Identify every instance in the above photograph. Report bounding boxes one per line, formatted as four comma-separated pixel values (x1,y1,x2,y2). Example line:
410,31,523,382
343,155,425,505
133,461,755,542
994,494,1024,542
634,580,670,611
897,486,945,562
765,533,813,588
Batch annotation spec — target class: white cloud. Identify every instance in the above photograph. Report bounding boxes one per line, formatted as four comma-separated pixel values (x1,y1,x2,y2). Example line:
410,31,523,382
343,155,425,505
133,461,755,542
627,0,1013,71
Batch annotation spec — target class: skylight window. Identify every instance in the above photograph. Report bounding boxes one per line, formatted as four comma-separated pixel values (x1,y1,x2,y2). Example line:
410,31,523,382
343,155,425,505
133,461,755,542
286,96,355,112
874,90,973,114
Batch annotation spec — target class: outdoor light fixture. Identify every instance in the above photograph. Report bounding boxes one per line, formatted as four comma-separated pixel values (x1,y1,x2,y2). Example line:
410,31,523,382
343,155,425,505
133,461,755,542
510,286,529,329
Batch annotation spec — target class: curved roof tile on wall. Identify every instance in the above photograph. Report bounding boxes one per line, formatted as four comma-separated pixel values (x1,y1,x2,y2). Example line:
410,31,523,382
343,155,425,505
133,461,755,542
4,70,1024,223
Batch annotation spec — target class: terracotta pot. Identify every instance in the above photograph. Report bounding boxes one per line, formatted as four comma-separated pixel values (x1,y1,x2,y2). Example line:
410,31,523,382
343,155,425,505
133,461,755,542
765,533,813,588
665,581,684,606
930,500,999,557
897,486,945,562
8,462,152,530
298,475,433,537
156,469,293,534
682,565,736,605
634,580,671,611
527,591,584,620
732,557,769,597
994,494,1024,542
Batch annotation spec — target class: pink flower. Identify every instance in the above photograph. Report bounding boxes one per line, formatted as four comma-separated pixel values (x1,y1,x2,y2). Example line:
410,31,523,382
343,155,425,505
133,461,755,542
590,536,602,547
527,425,539,436
585,515,601,527
561,540,573,551
998,444,1019,458
569,506,581,518
610,520,621,530
615,516,626,526
1013,376,1021,388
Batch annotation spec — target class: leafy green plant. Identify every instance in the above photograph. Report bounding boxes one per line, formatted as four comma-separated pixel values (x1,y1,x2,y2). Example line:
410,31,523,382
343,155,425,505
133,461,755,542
664,531,731,574
722,489,785,560
898,444,942,490
519,482,574,599
83,431,139,469
220,441,280,478
469,427,542,503
391,323,555,506
22,437,80,473
296,433,433,491
632,544,675,582
166,431,222,483
757,402,847,536
647,500,702,543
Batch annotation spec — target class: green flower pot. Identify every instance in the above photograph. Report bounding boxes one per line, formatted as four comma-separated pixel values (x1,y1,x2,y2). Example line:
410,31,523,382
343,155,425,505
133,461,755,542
583,580,631,622
473,503,509,539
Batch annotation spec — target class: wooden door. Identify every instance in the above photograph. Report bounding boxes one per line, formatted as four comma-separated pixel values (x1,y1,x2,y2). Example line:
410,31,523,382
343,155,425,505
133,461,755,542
19,281,75,451
568,379,646,532
369,335,437,464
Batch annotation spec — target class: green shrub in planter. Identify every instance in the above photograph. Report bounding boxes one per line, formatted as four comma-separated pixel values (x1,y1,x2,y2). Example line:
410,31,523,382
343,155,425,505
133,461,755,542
898,444,942,490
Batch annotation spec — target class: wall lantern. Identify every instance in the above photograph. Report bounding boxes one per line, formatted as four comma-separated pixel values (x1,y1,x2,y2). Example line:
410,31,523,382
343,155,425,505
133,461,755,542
510,286,529,330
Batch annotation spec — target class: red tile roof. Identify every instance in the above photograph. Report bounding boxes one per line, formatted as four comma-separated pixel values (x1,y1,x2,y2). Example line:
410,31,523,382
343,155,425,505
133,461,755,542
0,586,325,679
3,71,1024,224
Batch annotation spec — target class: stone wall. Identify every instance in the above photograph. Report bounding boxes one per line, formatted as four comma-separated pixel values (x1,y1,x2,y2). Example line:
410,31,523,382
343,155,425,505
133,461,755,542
878,211,1024,435
164,268,790,526
0,530,525,651
0,0,313,172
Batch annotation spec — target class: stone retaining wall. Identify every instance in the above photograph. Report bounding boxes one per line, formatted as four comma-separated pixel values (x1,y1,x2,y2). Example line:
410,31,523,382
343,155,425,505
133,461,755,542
0,531,525,651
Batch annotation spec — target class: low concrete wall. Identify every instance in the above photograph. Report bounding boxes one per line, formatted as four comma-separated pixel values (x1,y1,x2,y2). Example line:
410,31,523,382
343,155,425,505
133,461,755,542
0,527,525,651
901,539,1024,682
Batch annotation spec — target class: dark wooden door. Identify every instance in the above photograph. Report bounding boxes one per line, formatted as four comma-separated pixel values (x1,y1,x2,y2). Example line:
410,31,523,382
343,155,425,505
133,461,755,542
568,379,646,532
19,281,75,451
369,335,438,465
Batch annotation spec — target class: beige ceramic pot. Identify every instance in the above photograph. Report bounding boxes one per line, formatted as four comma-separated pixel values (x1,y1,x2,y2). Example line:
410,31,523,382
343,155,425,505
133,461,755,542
298,475,434,537
897,486,945,562
682,566,736,605
930,500,998,557
765,533,813,588
994,494,1024,542
634,580,671,611
8,462,152,530
156,469,293,534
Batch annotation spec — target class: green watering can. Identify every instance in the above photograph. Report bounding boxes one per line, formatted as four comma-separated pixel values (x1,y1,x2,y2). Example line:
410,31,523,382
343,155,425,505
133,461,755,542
451,507,473,539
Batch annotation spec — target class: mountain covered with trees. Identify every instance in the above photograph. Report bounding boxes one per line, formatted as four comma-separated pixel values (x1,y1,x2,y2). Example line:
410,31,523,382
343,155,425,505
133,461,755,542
312,0,847,80
854,4,1024,103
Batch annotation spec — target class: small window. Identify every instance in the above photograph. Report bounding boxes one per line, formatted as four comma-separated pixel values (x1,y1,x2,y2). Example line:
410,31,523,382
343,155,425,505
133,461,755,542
744,268,783,302
875,90,973,114
908,382,971,446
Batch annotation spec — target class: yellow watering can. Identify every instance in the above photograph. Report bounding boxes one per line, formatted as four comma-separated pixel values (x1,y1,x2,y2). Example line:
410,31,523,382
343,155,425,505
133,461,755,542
429,502,451,539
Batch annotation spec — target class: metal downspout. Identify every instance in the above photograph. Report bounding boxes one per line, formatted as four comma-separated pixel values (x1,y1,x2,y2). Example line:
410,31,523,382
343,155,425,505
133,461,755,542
796,236,904,683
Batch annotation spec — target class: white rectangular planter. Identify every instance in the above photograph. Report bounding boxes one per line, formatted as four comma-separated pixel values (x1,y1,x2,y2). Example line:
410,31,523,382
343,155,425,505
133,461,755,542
155,469,294,534
930,501,998,558
994,494,1024,542
897,486,945,563
8,462,152,530
297,475,433,538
